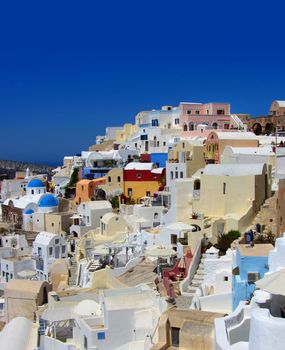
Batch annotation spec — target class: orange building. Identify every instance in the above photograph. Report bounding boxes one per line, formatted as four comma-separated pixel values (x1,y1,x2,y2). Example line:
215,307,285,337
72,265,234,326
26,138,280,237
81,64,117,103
74,177,106,205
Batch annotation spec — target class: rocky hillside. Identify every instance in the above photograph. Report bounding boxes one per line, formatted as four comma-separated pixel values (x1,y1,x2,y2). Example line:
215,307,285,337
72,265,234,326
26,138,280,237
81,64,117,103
0,160,55,179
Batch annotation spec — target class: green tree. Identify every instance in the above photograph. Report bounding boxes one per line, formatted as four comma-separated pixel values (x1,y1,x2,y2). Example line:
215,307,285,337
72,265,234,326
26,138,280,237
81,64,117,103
64,167,80,198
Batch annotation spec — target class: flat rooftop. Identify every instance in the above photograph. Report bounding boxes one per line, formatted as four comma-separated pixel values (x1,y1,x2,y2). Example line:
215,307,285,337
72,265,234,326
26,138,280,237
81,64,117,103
238,243,273,257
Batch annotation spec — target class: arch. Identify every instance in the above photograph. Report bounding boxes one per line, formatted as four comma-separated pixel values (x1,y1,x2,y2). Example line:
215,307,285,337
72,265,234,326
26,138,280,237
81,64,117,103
194,179,200,190
252,122,262,135
189,122,194,131
212,122,218,129
183,124,187,131
265,122,274,134
42,286,48,304
191,224,201,232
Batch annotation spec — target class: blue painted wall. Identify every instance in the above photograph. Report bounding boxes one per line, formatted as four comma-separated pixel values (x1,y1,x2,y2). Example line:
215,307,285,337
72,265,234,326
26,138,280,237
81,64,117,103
150,153,168,168
83,167,110,179
233,247,270,310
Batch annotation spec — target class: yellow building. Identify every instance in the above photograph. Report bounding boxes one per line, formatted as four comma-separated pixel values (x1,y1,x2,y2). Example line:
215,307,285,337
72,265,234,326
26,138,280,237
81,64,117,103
115,123,138,143
123,162,165,202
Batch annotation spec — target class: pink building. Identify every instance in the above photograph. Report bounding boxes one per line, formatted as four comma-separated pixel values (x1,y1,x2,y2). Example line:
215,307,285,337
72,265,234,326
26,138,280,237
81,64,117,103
179,102,234,131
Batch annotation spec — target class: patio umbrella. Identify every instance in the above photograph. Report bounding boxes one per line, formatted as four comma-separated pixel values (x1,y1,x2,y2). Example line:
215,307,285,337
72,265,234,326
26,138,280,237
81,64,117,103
166,222,195,231
93,245,109,256
255,269,285,295
145,245,176,258
178,256,186,270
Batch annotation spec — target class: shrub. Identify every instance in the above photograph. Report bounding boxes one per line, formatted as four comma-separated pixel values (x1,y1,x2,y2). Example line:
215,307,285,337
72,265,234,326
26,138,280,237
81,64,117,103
215,230,241,253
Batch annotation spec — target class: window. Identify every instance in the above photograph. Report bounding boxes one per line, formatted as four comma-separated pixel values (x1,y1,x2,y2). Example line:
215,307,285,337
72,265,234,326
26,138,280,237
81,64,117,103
55,239,59,244
49,247,53,256
223,183,226,195
217,109,225,115
174,118,179,125
248,272,260,283
2,271,4,277
10,273,13,279
97,332,106,340
81,185,84,191
51,223,54,227
136,173,142,179
84,335,88,349
195,110,200,115
128,188,133,197
83,204,85,210
146,191,151,197
182,142,185,148
87,216,90,223
163,142,166,146
117,176,121,182
154,213,159,220
62,246,66,254
187,110,191,114
170,171,174,180
180,172,183,178
108,176,111,183
175,171,178,178
224,276,228,281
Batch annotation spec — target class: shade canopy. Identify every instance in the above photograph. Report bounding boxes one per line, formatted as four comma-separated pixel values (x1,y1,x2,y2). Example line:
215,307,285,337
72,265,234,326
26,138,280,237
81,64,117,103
136,217,149,223
145,245,176,258
166,222,195,231
17,270,37,279
93,245,109,256
255,268,285,296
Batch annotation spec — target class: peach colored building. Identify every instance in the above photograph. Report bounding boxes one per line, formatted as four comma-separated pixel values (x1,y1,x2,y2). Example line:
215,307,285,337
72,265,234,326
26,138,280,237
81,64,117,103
204,131,259,163
179,102,232,131
73,177,106,205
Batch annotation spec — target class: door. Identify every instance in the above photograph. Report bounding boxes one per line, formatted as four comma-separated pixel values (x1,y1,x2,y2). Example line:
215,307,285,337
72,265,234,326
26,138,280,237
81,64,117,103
171,327,180,347
55,245,60,258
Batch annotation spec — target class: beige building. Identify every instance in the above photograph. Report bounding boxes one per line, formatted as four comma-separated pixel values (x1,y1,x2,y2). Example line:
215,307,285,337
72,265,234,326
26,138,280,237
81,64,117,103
154,308,223,349
33,212,73,235
204,131,259,163
167,140,206,186
5,279,51,322
192,163,271,239
99,168,124,195
115,123,138,143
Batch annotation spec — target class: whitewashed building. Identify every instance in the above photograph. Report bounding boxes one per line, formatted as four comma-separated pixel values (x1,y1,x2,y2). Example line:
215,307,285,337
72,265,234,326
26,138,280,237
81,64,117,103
32,231,68,281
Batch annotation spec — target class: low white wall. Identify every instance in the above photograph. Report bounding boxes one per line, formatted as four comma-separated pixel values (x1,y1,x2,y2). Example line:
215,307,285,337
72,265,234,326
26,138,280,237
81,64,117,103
249,308,285,350
199,292,232,314
180,238,201,295
112,257,143,277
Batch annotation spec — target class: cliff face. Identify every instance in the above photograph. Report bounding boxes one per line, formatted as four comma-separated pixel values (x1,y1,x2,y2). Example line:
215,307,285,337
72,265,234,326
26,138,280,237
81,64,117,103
0,160,55,179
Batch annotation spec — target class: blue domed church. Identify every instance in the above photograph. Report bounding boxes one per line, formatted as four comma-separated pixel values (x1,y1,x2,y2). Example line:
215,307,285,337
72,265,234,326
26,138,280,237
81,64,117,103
2,178,59,230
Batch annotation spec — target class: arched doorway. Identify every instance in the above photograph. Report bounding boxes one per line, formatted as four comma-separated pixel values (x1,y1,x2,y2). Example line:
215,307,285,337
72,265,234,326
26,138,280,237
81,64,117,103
252,122,262,135
212,122,218,129
189,123,194,131
183,124,187,131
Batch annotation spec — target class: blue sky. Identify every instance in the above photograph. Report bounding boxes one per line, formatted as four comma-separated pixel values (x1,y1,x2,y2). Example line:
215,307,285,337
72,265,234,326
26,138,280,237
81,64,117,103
0,0,285,164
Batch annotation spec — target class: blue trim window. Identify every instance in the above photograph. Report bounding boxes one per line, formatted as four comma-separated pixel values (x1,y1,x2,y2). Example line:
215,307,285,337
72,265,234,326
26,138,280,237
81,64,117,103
97,332,106,340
